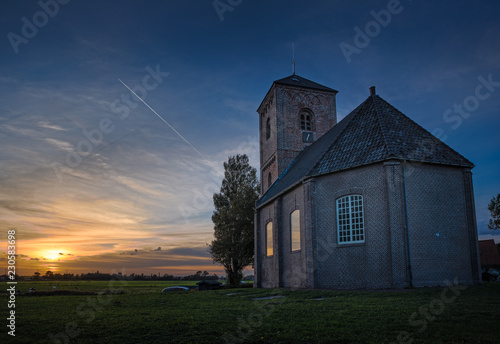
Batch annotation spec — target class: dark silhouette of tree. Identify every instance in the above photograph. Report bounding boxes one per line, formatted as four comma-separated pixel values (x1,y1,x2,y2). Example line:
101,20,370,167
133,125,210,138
209,154,259,287
488,194,500,230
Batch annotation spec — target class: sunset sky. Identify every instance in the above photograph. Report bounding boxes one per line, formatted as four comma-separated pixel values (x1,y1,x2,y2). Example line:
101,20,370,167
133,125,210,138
1,0,499,276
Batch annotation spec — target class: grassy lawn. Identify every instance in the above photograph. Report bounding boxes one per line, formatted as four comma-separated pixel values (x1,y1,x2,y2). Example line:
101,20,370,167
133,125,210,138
2,281,499,344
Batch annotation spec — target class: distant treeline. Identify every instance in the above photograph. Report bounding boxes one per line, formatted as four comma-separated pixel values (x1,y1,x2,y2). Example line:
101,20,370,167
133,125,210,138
1,270,223,281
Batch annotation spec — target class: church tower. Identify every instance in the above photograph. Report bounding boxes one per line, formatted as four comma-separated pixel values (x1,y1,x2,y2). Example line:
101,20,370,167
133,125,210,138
257,74,338,193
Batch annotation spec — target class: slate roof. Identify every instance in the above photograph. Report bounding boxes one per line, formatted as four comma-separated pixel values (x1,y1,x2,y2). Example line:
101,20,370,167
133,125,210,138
274,74,338,93
479,239,500,267
257,92,474,208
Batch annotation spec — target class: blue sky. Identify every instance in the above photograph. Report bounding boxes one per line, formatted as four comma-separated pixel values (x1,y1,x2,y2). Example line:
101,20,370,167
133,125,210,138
1,0,499,275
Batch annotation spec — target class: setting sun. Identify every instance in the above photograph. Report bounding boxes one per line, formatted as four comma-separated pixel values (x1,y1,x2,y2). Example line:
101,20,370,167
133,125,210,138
42,250,65,261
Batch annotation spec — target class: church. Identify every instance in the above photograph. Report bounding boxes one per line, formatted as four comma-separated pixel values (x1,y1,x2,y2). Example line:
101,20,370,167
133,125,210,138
253,74,481,289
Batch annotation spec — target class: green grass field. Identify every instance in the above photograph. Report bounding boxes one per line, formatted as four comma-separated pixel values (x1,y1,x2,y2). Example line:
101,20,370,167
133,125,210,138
2,281,499,344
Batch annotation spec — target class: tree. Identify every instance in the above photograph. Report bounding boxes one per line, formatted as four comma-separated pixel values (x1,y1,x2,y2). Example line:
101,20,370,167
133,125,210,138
209,154,259,287
488,194,500,230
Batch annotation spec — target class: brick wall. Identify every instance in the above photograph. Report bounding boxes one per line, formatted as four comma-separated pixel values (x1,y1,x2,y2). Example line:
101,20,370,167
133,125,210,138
258,89,278,194
280,186,307,288
256,200,279,288
404,162,478,286
256,184,310,289
258,84,337,194
312,161,479,289
314,163,393,289
255,161,480,289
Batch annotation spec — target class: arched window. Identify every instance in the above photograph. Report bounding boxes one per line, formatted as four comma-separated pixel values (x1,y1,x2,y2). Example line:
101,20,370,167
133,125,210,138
290,210,301,251
266,222,273,256
336,195,365,244
266,117,271,140
268,172,272,188
300,112,312,131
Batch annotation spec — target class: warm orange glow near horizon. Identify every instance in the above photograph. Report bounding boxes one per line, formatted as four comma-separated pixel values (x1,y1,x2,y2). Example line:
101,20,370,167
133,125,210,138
7,243,227,276
17,258,227,277
1,191,227,276
39,250,67,261
3,225,227,276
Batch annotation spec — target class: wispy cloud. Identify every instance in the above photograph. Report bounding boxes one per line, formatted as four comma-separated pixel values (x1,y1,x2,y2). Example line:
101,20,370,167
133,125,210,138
38,121,67,131
44,138,74,152
1,124,38,137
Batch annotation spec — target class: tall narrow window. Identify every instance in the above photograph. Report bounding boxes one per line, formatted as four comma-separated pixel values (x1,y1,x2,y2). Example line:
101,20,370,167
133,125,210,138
336,195,365,244
266,222,273,256
300,113,312,131
290,210,301,251
268,172,272,188
266,117,271,140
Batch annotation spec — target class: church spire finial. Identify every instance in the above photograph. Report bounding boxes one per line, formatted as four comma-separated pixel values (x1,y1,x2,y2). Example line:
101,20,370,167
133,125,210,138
292,42,296,75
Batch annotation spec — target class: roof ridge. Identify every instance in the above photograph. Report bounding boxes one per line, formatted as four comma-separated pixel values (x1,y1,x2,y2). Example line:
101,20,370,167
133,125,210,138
274,74,338,93
371,95,397,159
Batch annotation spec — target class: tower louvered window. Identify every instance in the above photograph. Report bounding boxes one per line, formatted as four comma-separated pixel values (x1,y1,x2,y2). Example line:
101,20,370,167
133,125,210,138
300,113,312,131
